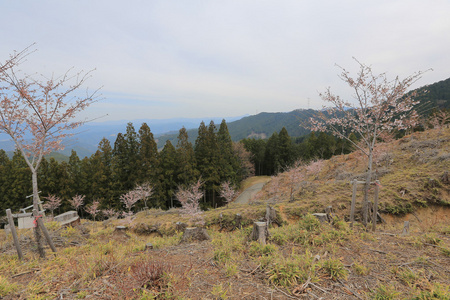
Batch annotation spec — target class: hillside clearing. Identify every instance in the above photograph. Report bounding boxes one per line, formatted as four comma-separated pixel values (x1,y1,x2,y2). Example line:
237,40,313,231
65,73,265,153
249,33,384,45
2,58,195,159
0,127,449,299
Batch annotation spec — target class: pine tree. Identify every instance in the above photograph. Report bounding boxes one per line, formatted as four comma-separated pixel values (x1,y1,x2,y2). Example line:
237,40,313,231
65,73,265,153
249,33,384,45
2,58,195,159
242,138,266,176
0,150,13,213
92,138,115,208
264,132,280,175
56,161,72,212
137,123,159,184
156,140,178,209
278,127,294,168
68,150,82,196
78,157,93,215
124,122,139,188
10,150,32,209
112,132,128,198
217,119,240,184
176,127,199,187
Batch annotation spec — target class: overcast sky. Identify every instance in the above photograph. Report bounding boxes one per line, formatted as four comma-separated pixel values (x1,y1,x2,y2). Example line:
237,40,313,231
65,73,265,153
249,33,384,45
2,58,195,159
1,0,449,122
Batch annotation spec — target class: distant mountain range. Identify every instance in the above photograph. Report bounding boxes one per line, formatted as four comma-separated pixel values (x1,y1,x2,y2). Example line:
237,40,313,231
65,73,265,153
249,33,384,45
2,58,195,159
1,76,449,160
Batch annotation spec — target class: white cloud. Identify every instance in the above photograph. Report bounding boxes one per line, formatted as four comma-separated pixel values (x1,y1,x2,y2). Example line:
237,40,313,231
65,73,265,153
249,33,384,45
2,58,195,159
1,0,449,121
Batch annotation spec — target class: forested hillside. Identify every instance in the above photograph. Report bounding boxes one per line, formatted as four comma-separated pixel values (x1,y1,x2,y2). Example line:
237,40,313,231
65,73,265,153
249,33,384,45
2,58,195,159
155,109,316,148
0,121,253,216
412,77,450,110
0,119,355,217
155,76,450,148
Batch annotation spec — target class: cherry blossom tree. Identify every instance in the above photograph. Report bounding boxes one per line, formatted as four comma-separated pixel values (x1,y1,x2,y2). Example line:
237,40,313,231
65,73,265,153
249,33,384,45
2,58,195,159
176,179,204,226
120,190,140,214
268,175,280,203
133,182,153,209
85,200,100,222
305,159,324,179
0,46,100,211
310,59,427,225
102,208,118,220
219,181,238,207
69,194,85,215
285,160,305,202
43,194,62,218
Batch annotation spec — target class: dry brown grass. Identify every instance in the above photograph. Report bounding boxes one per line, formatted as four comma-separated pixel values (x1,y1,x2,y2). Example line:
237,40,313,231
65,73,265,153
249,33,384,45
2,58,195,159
1,127,449,299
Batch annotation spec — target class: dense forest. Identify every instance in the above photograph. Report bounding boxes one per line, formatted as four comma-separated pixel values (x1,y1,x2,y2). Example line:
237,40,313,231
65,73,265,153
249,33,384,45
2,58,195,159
0,118,355,217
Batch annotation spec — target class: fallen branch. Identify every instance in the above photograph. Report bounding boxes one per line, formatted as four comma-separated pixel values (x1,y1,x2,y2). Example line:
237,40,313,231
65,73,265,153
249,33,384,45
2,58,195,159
369,249,386,254
11,269,40,278
310,282,330,294
292,277,311,296
272,285,303,299
337,279,363,300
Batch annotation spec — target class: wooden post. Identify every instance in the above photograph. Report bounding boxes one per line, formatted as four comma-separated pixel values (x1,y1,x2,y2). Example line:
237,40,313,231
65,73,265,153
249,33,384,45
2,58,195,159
372,180,380,232
32,209,57,253
6,209,23,260
350,179,357,228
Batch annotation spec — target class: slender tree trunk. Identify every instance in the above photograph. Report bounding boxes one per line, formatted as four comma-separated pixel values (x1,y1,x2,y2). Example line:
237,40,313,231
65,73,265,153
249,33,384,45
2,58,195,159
31,169,41,211
31,168,46,258
363,150,373,227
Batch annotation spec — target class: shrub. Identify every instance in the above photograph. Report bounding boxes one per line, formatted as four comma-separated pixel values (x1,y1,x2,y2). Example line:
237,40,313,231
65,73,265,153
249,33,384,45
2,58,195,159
299,214,321,231
248,241,278,257
0,276,19,297
130,259,172,289
412,283,450,300
371,284,401,300
321,258,348,280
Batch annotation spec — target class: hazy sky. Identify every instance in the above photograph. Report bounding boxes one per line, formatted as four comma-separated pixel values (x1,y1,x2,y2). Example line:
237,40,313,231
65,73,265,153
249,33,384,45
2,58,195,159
1,1,449,122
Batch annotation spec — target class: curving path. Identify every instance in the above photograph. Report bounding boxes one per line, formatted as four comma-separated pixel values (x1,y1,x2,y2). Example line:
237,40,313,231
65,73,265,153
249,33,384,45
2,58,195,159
234,181,268,204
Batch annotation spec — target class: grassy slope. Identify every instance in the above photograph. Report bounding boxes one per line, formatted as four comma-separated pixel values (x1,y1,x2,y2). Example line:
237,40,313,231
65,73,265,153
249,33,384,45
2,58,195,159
0,128,449,299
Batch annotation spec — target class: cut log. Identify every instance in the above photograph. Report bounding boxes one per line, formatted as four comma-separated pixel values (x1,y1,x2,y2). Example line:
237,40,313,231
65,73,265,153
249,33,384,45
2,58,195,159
180,227,210,243
251,222,268,245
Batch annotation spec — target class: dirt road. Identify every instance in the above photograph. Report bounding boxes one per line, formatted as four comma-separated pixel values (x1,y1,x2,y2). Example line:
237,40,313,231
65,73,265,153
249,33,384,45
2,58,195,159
234,180,269,204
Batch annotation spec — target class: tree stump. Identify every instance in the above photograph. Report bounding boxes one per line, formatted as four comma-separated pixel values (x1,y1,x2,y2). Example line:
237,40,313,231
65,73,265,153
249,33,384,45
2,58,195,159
176,222,187,232
312,213,329,223
265,205,277,227
115,226,128,232
251,222,268,245
234,213,242,230
180,227,210,243
441,171,449,184
401,221,410,236
145,243,153,250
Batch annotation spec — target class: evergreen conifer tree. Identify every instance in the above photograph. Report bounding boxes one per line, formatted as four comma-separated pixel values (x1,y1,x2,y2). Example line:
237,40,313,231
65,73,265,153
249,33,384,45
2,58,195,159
264,132,280,175
137,123,159,184
217,119,239,184
68,150,82,196
278,127,294,168
112,132,128,198
176,127,199,187
156,140,178,208
124,122,139,188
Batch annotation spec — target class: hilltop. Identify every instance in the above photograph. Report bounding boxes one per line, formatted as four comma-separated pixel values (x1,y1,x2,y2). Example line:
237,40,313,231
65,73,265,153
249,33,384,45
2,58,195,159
1,127,449,299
